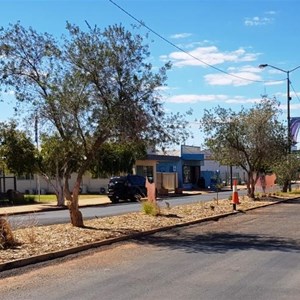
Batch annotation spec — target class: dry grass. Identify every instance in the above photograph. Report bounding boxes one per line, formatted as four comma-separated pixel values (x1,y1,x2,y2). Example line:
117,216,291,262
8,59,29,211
0,217,19,249
0,195,289,265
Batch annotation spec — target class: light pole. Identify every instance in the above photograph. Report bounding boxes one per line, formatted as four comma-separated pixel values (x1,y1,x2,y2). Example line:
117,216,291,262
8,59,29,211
259,64,300,153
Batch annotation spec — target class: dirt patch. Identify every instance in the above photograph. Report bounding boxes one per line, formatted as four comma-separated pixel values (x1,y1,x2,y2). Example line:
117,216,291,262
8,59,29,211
0,196,290,265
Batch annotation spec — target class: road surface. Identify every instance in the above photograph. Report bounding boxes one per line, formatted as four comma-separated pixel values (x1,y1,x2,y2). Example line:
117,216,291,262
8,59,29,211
9,190,245,227
1,198,300,299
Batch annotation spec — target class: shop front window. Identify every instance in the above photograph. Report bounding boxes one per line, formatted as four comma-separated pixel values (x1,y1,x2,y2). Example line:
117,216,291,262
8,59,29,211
183,165,191,184
136,166,153,179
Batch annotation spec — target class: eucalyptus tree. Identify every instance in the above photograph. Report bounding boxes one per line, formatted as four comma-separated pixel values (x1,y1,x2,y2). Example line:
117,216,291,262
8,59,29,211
272,153,300,192
0,121,37,176
38,134,71,206
201,97,287,198
0,23,190,227
91,141,147,178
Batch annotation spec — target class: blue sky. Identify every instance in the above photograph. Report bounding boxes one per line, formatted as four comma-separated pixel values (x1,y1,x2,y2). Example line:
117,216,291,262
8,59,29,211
1,0,300,148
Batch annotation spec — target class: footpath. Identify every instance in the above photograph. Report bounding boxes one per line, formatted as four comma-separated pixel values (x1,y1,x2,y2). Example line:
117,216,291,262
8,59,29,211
0,196,111,217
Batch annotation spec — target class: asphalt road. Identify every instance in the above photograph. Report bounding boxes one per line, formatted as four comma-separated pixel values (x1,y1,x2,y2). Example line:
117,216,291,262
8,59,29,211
8,190,244,227
1,198,300,299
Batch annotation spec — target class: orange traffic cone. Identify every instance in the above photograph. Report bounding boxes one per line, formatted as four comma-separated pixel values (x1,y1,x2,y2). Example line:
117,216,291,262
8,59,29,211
232,179,240,210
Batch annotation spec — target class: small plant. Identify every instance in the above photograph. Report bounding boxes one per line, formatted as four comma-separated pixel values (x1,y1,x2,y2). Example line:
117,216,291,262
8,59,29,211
0,217,18,249
141,201,160,216
182,207,191,214
165,201,171,209
213,197,219,205
22,215,39,244
9,214,39,245
24,195,36,203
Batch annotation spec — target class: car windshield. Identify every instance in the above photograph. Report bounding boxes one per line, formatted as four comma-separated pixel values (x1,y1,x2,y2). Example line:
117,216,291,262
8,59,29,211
109,177,125,184
128,176,145,186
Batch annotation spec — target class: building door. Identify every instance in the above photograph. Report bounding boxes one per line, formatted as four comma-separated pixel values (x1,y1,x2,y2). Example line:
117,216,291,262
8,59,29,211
191,166,200,185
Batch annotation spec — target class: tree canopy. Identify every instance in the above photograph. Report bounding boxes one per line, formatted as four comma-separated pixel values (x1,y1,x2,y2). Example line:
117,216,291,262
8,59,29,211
91,141,147,177
0,121,37,176
0,22,191,226
201,97,288,198
272,153,300,191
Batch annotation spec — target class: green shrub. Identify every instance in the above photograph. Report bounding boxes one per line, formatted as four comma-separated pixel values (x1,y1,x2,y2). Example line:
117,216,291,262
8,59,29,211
13,195,35,205
141,201,160,216
289,189,300,194
24,195,36,203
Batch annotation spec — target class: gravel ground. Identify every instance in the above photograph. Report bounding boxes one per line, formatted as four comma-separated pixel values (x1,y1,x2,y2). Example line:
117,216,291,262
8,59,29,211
0,195,289,265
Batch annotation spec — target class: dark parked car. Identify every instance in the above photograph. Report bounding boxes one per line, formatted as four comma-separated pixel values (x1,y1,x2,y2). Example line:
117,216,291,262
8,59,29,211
107,175,147,203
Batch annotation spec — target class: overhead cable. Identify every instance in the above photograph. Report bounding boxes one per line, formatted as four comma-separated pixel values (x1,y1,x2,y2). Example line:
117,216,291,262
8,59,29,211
108,0,285,84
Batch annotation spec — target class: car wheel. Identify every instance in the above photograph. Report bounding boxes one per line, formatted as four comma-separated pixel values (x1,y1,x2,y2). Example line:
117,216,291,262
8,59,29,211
131,193,142,202
109,196,119,204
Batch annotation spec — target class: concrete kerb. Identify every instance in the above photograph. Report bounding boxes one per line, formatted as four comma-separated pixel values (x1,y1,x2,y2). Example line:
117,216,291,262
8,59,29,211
0,211,237,272
0,196,296,273
0,205,66,217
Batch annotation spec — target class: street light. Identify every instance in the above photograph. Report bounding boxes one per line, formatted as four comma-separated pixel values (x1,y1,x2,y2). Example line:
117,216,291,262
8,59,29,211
259,63,300,153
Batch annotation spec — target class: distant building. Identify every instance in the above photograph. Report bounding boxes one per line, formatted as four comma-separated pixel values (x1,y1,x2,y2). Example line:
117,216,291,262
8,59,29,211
1,145,246,194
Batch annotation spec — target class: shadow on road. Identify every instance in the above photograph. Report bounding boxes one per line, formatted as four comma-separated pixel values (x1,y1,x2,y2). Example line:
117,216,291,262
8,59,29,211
134,197,300,254
134,231,300,254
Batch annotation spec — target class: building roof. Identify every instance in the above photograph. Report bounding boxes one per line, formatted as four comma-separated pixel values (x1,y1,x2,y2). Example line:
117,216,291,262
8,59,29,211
146,154,181,162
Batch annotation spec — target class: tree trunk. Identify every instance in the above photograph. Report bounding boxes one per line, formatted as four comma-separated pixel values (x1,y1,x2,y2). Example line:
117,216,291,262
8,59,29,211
246,180,251,197
56,185,64,206
64,175,84,227
67,195,83,227
247,171,256,199
282,179,288,193
55,161,65,206
41,170,65,206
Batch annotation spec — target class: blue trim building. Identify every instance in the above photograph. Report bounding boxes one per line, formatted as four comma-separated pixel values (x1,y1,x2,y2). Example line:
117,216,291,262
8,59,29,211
136,146,204,191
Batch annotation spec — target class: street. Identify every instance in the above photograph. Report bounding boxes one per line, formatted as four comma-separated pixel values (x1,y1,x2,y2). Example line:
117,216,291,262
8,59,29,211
7,190,242,227
1,198,300,299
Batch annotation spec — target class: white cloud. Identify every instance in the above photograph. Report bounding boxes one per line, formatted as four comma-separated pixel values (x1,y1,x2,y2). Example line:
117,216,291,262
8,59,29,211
273,90,300,100
6,90,15,95
164,46,259,67
263,80,284,86
265,10,276,15
170,33,192,39
289,103,300,111
1,90,15,96
244,16,274,26
225,96,261,104
156,86,178,91
177,40,213,50
204,72,262,86
165,93,262,105
229,64,262,73
166,94,227,104
156,86,170,91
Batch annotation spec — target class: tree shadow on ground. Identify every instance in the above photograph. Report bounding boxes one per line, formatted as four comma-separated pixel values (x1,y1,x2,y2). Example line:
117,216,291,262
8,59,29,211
134,230,300,254
279,198,300,204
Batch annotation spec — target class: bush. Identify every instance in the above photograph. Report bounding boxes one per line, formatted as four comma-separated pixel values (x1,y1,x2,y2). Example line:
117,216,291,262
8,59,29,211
141,201,160,216
23,195,36,203
0,217,18,249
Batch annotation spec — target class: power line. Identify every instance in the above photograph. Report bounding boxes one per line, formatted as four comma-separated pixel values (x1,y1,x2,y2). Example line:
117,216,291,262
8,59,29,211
108,0,285,84
290,82,300,103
